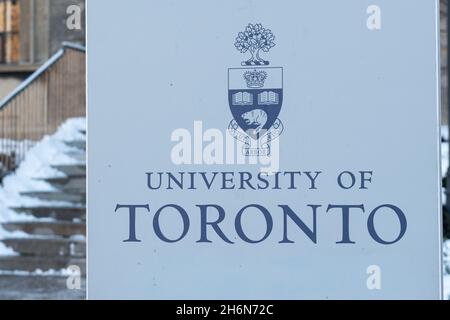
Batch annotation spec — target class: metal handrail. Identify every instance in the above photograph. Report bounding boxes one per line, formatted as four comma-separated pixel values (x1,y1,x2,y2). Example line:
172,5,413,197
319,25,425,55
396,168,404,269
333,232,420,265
0,42,86,180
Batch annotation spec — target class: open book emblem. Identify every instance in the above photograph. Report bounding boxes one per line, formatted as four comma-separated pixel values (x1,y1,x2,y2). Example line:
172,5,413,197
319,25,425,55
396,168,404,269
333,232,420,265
227,24,284,156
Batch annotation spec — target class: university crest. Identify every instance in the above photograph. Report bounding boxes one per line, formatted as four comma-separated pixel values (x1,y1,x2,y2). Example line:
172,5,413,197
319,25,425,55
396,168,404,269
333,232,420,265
228,23,284,156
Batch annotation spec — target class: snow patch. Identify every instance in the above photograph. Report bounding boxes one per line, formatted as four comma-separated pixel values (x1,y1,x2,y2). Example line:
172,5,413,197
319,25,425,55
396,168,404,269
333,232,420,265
0,267,80,277
0,118,86,243
0,227,20,255
444,240,450,300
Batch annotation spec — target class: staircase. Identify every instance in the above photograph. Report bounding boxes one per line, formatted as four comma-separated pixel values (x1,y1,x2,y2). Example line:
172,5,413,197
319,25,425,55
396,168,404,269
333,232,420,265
0,130,86,299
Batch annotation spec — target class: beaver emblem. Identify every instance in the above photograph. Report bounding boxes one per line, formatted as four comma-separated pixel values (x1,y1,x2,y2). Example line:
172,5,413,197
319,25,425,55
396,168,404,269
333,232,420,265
241,109,268,134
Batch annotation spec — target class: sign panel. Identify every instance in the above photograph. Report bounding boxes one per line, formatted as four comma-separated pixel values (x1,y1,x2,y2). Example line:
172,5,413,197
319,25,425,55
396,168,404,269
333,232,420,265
87,0,442,299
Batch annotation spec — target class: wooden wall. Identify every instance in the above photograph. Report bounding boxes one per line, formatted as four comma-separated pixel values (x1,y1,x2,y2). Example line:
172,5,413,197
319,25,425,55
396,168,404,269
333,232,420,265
0,47,85,164
18,0,85,65
0,0,21,64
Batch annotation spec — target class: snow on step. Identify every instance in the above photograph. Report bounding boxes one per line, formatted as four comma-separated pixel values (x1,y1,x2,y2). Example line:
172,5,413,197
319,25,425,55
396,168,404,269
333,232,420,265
34,176,86,193
0,118,86,275
64,140,86,151
10,207,86,221
20,190,86,203
2,238,86,257
0,118,86,213
51,164,86,177
2,221,85,237
64,151,86,163
0,256,86,275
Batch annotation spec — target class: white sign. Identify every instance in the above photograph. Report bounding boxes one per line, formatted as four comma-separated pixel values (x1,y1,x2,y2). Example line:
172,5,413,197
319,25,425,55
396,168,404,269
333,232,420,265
87,0,443,299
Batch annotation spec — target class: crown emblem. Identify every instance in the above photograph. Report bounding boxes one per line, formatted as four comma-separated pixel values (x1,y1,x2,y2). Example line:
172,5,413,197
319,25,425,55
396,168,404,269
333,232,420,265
243,69,267,88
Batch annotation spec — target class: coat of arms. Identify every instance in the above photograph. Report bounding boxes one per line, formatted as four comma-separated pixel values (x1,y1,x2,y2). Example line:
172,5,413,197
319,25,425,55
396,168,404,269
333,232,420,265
228,23,284,156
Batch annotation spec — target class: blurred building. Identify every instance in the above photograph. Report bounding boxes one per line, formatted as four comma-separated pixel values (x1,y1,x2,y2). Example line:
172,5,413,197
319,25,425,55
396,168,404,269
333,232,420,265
0,0,86,299
0,0,85,100
442,0,448,124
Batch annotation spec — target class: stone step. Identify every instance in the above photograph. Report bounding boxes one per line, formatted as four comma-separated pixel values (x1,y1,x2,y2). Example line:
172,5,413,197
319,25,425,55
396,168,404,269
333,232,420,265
20,191,85,203
51,164,86,176
34,176,86,193
0,275,86,300
2,221,85,237
10,207,86,221
64,151,86,163
2,238,86,257
64,140,86,151
0,256,86,276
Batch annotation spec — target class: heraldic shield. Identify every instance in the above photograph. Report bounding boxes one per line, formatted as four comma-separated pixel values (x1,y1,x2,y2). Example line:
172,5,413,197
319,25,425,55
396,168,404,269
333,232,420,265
228,67,284,156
